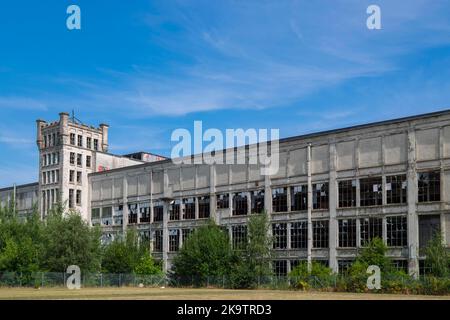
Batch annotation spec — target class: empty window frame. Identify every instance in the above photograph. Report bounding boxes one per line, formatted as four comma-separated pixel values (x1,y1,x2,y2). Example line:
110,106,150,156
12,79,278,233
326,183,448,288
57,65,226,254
154,230,163,252
387,216,407,247
338,180,356,208
128,203,138,224
76,171,82,184
232,225,247,249
313,183,329,210
91,208,100,222
386,175,407,204
101,206,112,226
182,228,193,245
392,260,408,273
360,217,383,246
273,260,288,277
169,229,180,252
77,135,83,147
70,133,76,145
338,260,354,275
69,170,75,183
313,220,329,248
86,155,91,168
139,202,151,223
338,219,357,248
216,193,230,209
290,260,302,271
251,190,265,214
272,187,288,213
291,185,307,211
170,199,181,221
418,171,441,202
360,177,382,206
272,223,287,249
290,221,307,249
183,198,195,220
198,196,210,218
153,202,164,222
86,137,92,149
232,192,248,216
93,139,99,151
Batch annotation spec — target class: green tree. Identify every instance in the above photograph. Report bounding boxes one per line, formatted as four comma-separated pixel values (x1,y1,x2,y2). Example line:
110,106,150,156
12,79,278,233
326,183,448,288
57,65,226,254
43,205,102,272
424,232,449,278
170,220,235,285
134,252,163,275
231,212,273,288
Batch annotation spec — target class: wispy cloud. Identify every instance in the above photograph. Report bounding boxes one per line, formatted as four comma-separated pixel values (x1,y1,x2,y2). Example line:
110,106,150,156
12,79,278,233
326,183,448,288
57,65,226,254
0,96,48,111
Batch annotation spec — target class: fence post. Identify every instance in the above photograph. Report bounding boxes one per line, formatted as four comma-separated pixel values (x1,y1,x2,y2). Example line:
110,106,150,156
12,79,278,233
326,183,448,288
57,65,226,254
100,274,103,287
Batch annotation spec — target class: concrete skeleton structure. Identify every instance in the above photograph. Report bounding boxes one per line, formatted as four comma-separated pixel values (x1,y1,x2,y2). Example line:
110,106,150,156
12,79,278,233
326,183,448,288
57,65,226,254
1,110,450,277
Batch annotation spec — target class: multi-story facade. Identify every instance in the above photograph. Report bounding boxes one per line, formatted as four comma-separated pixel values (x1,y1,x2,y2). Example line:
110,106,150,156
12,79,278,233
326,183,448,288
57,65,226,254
1,110,450,277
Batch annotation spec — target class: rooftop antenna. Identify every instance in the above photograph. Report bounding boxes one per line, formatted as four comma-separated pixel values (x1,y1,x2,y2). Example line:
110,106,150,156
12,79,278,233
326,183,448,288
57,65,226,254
71,109,83,125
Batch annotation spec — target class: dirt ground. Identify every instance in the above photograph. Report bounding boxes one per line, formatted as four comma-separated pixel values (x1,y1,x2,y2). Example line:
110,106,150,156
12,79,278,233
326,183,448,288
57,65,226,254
0,287,448,300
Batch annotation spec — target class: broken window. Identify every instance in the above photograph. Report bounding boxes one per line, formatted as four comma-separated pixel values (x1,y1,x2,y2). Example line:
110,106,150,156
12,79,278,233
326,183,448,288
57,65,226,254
313,183,329,210
216,193,229,209
70,152,75,165
290,221,307,249
360,177,382,206
338,219,357,248
387,215,407,247
113,205,123,225
77,154,82,167
232,192,248,216
153,202,164,222
338,260,354,275
91,208,100,225
182,228,193,245
94,139,99,151
360,217,383,246
86,137,92,149
76,171,82,184
290,260,302,271
273,260,287,277
170,199,181,221
198,196,210,218
69,170,74,183
128,203,138,224
169,229,180,252
272,223,287,249
139,202,151,223
272,187,288,213
418,171,441,202
250,190,265,214
70,133,76,145
68,189,74,208
338,180,356,208
183,198,195,220
291,185,307,211
77,135,83,147
154,230,163,252
232,225,247,249
391,260,408,273
76,190,81,206
386,175,407,204
101,206,112,226
313,220,329,248
86,155,91,168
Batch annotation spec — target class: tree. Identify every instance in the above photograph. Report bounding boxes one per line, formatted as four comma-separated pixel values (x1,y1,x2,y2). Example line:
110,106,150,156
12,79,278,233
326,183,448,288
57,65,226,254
424,232,449,278
134,252,163,275
170,220,235,285
230,212,273,288
43,205,102,272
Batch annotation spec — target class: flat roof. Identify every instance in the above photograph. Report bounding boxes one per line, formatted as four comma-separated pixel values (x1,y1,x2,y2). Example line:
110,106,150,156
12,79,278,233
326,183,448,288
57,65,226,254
88,108,450,177
0,182,39,193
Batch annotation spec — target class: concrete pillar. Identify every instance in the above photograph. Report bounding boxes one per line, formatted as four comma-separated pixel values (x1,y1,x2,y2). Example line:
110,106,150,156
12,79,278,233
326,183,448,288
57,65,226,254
210,165,218,223
407,129,419,277
328,143,338,273
307,144,313,272
122,176,128,234
162,201,169,273
59,112,69,145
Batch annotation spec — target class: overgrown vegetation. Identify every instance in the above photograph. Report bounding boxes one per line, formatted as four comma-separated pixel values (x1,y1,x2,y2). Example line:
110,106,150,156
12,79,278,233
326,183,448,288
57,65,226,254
0,202,162,285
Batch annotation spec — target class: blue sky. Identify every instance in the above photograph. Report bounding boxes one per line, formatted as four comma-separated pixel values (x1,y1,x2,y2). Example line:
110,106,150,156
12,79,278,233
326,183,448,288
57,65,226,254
1,0,450,187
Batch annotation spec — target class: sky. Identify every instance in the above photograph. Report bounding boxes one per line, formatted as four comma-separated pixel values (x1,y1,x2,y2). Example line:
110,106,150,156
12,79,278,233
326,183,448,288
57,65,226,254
0,0,450,187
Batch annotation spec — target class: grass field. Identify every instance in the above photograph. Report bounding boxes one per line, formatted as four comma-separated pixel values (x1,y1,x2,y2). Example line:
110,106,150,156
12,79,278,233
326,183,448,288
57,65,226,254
0,287,449,300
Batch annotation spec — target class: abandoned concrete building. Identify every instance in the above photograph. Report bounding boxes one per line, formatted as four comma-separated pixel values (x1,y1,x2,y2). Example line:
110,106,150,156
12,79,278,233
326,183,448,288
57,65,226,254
1,110,450,277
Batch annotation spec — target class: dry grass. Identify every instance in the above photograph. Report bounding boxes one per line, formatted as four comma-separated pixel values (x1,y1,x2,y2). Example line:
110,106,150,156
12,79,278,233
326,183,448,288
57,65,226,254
0,287,448,300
